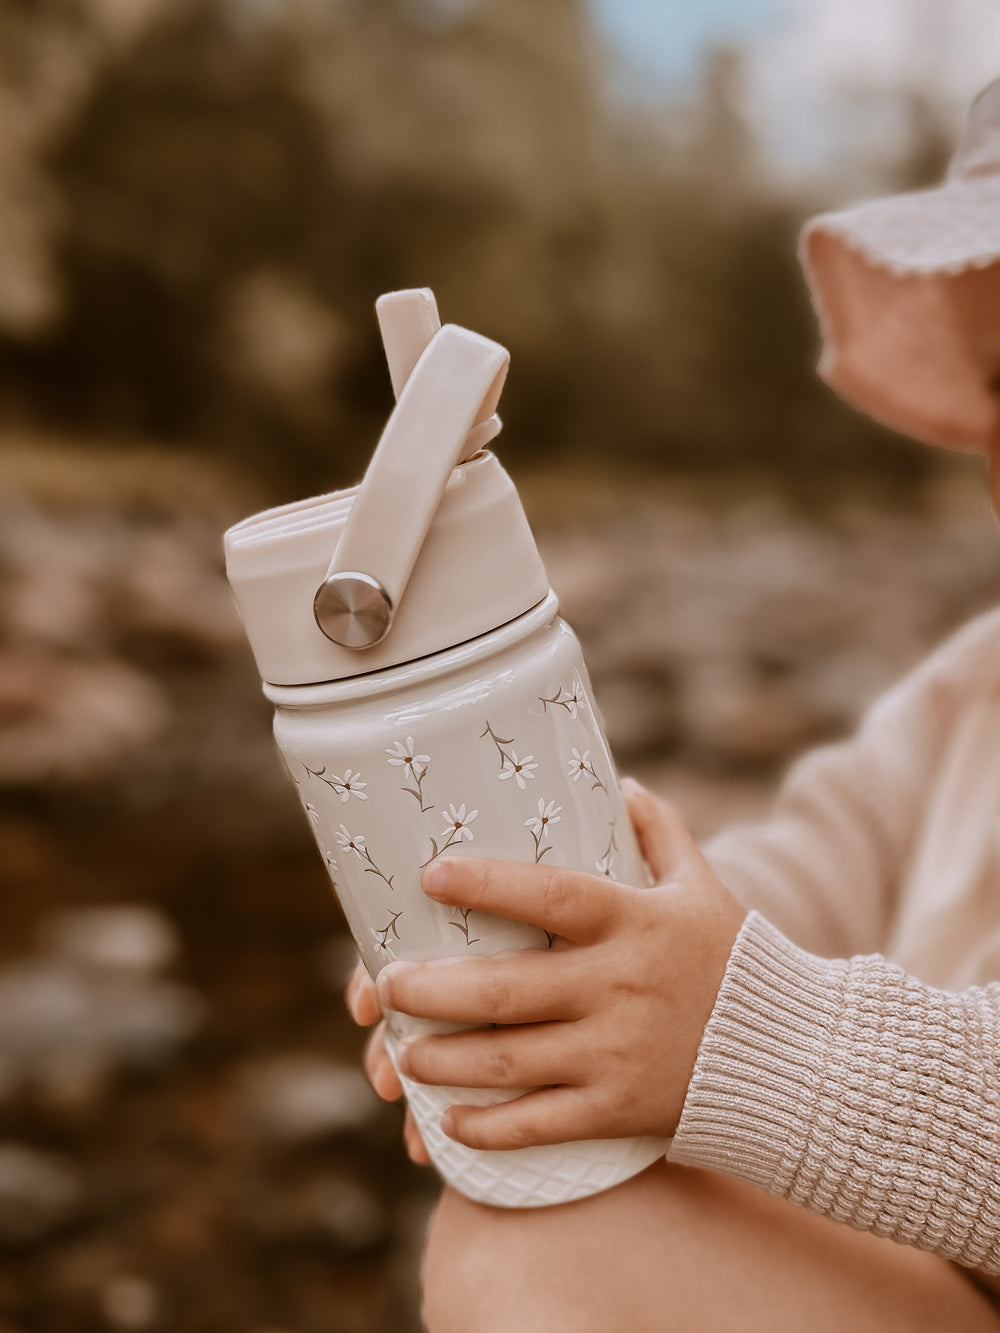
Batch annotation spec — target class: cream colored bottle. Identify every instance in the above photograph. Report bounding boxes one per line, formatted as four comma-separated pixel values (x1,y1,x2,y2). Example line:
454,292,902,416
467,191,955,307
225,290,669,1207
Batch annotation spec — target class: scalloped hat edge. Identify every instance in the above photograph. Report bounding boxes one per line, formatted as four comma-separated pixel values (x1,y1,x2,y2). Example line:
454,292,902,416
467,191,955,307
801,77,1000,453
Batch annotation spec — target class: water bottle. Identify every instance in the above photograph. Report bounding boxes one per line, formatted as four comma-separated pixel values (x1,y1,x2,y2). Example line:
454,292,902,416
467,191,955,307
225,289,669,1207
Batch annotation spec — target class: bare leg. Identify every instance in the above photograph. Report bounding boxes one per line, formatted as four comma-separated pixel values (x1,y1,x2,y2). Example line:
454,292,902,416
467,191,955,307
421,1160,1000,1333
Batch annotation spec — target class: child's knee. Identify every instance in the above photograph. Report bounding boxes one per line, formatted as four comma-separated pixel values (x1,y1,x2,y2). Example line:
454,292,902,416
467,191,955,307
420,1168,678,1333
421,1189,534,1333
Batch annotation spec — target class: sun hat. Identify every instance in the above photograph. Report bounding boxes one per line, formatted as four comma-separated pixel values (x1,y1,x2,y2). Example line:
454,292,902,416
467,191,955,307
801,76,1000,454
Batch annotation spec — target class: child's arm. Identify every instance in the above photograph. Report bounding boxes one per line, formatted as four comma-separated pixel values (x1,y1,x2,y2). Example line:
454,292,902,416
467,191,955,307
700,703,927,960
669,909,1000,1276
699,612,998,959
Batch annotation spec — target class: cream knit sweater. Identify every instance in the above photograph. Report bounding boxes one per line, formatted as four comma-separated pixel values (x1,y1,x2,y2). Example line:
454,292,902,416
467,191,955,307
670,607,1000,1286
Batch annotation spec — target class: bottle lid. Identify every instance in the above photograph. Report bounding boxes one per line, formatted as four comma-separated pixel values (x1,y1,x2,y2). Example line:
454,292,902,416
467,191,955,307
224,291,549,687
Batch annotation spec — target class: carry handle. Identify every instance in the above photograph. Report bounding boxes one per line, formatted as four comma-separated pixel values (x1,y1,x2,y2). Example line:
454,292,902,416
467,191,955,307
376,288,503,455
313,323,510,649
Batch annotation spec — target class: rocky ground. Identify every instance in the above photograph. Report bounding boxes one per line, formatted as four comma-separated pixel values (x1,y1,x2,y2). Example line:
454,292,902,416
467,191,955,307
1,441,999,1332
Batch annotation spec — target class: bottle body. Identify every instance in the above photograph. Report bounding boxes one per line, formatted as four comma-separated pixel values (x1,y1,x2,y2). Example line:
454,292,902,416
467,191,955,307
268,592,668,1207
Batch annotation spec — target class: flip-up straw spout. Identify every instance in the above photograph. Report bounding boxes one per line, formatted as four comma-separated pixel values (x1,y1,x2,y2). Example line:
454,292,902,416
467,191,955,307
376,289,504,456
313,316,510,650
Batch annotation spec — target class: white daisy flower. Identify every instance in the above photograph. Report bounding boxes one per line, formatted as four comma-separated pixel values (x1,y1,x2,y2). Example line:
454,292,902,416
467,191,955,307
595,853,614,879
306,802,320,825
336,824,366,858
334,769,368,802
498,751,538,790
568,748,591,782
525,798,562,837
385,738,429,773
568,677,584,718
442,803,478,842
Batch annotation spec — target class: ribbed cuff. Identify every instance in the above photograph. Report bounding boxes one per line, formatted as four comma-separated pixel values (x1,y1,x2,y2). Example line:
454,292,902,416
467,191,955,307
669,911,850,1192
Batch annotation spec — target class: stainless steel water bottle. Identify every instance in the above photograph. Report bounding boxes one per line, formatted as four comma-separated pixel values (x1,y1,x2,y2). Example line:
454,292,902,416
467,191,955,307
225,289,669,1207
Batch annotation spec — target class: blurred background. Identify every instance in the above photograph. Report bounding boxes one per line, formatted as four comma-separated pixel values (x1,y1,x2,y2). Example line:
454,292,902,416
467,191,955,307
1,1,1000,1329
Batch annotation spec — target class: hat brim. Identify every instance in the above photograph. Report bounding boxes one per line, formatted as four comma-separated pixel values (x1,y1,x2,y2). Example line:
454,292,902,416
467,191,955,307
802,178,1000,454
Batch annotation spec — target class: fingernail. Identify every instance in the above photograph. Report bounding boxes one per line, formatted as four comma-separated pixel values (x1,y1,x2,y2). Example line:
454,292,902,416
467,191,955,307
422,859,453,898
395,1035,416,1074
621,776,643,797
374,1063,400,1101
440,1109,456,1139
376,961,407,1002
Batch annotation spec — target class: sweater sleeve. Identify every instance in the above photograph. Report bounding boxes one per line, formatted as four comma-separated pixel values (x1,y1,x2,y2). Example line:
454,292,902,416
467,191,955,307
700,625,979,959
669,911,1000,1276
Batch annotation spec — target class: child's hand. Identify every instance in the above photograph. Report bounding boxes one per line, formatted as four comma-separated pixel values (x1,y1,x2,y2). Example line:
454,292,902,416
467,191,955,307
376,779,747,1150
343,965,431,1165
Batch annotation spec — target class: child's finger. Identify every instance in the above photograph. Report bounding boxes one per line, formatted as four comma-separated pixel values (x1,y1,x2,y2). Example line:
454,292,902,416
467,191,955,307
396,1022,579,1090
364,1022,403,1102
441,1086,604,1152
345,963,382,1026
404,1109,430,1165
377,949,587,1024
421,857,621,943
621,777,697,882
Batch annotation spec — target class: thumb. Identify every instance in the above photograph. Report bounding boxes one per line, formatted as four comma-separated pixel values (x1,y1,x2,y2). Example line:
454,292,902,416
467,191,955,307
621,777,698,883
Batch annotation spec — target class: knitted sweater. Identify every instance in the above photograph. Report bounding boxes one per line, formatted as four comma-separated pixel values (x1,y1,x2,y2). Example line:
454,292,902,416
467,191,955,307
670,607,1000,1285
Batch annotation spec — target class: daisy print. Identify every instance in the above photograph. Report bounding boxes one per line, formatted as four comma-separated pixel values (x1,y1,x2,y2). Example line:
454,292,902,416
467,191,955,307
373,909,405,956
335,824,395,889
310,829,340,886
386,737,433,812
450,907,480,947
569,674,584,716
481,722,540,790
442,803,477,844
481,721,516,770
525,798,562,838
595,823,617,880
567,747,607,794
336,825,367,859
314,833,338,877
499,750,538,790
525,798,561,863
333,769,367,802
422,803,479,867
539,676,584,719
386,737,429,775
303,763,368,803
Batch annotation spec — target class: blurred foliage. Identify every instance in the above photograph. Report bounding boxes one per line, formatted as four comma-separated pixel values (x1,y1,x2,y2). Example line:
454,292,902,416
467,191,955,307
0,0,953,499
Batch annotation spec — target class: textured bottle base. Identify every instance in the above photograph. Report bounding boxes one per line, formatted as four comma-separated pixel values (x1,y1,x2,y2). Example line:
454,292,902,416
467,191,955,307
387,1035,670,1208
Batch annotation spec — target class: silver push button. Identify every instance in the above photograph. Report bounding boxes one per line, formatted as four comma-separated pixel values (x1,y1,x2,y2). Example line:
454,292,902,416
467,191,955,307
314,571,393,648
